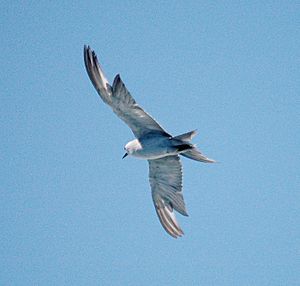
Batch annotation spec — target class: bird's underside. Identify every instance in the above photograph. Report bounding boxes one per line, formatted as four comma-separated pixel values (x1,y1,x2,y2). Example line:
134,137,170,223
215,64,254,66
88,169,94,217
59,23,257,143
84,45,215,238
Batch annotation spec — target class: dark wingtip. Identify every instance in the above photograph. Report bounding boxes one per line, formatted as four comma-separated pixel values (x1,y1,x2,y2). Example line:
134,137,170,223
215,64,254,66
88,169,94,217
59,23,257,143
84,45,91,54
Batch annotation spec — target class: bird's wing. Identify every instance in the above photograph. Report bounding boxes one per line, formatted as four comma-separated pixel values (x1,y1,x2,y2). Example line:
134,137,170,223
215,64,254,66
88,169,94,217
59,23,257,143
84,45,170,138
148,155,188,238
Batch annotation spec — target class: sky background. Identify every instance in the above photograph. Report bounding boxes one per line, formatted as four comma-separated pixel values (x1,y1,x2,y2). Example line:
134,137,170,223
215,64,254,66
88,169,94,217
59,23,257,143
1,1,299,285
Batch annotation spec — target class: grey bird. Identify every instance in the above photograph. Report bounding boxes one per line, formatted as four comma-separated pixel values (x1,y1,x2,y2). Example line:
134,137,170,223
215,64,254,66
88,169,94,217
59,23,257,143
84,45,215,238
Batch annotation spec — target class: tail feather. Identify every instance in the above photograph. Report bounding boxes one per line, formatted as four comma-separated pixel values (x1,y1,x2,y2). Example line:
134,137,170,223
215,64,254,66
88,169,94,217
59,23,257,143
181,148,215,163
172,130,215,163
173,130,197,142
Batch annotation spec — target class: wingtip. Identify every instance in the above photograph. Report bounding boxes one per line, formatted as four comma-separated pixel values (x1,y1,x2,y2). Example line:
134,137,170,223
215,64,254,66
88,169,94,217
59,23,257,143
155,204,185,239
83,45,98,64
83,45,93,66
84,44,91,54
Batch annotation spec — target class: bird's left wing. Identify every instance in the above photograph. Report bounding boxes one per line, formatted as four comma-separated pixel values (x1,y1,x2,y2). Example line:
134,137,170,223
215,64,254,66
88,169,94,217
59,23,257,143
84,45,170,138
148,155,188,238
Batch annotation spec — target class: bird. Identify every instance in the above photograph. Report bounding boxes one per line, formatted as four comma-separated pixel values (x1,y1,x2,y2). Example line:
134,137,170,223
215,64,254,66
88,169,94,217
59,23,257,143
83,45,215,238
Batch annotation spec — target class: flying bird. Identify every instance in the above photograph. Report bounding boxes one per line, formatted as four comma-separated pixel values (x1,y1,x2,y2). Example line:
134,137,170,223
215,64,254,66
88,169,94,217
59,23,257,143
84,45,215,238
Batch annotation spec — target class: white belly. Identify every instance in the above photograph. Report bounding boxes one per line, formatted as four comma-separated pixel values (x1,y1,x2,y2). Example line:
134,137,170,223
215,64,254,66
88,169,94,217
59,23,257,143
132,136,177,160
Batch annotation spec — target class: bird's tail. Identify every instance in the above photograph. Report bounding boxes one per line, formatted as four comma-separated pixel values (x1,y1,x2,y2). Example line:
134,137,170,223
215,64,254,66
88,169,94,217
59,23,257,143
181,148,215,163
172,130,215,162
173,130,197,142
173,130,215,163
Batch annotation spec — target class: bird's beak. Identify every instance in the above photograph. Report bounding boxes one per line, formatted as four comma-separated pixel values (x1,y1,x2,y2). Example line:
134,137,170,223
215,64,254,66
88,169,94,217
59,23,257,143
122,152,128,159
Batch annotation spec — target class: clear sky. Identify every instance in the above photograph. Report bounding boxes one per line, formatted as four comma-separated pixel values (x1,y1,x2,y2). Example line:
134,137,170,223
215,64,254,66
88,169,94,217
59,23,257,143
1,1,299,285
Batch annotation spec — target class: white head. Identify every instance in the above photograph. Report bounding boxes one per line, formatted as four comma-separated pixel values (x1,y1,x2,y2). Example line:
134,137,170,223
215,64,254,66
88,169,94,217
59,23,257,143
122,139,142,159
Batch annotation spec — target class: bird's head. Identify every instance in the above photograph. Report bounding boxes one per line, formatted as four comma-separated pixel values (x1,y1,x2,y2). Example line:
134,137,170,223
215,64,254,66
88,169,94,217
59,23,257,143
122,139,141,159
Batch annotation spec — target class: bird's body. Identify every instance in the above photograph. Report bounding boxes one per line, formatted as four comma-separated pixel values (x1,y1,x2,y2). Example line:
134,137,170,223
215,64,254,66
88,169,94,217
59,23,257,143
126,135,193,160
84,45,215,238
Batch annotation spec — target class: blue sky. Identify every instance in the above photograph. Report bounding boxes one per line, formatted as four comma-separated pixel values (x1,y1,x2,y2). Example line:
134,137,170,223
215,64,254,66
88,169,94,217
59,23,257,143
1,1,299,285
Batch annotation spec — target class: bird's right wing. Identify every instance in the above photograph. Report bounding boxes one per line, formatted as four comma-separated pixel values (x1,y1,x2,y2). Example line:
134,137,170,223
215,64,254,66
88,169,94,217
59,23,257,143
84,45,170,138
148,155,188,238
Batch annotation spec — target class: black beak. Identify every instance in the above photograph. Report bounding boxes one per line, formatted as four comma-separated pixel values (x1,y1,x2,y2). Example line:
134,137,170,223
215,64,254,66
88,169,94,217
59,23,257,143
122,153,128,159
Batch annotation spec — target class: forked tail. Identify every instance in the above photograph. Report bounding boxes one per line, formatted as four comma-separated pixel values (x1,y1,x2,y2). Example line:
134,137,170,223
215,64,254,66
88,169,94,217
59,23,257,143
173,130,215,163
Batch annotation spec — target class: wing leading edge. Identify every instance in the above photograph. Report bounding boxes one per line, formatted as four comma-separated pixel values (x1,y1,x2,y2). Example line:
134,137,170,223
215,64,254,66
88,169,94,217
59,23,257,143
84,45,170,139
